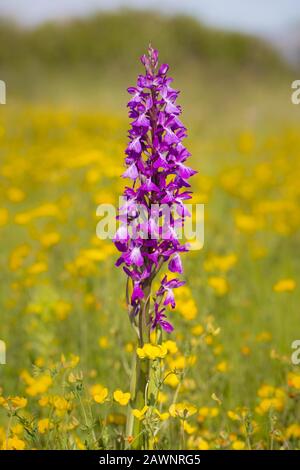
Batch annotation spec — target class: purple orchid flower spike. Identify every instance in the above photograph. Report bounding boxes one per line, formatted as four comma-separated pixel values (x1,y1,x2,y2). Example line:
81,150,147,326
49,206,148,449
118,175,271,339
114,45,196,334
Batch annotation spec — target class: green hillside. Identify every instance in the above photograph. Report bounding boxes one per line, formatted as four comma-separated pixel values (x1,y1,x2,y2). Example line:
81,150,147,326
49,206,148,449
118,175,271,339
0,10,287,74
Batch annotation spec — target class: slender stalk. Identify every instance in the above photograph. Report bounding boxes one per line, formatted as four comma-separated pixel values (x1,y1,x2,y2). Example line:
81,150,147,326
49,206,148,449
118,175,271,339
126,282,152,449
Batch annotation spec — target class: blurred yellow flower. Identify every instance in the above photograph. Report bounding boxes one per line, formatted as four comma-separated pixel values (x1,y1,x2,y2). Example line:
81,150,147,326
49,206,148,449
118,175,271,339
183,421,197,434
235,212,262,233
208,277,229,296
287,372,300,389
227,410,241,421
40,232,61,248
256,385,286,415
169,402,197,419
132,405,148,420
197,437,209,450
137,343,167,360
7,187,25,202
232,440,246,450
286,424,300,439
92,385,109,404
113,390,131,406
154,409,169,421
204,253,237,273
191,324,204,336
164,372,180,388
0,208,8,226
2,436,25,450
163,340,178,354
38,418,53,434
216,361,229,373
27,262,48,275
9,396,27,409
98,336,109,349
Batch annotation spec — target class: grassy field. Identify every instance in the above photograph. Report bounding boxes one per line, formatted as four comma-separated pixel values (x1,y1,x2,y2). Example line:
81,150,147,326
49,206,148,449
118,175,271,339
0,11,300,450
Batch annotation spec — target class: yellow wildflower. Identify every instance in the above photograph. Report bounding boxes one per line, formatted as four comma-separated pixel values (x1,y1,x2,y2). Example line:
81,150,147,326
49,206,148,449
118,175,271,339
98,336,109,349
232,440,246,450
38,418,53,434
208,276,229,295
154,409,170,421
288,372,300,389
137,343,167,360
9,396,27,409
216,360,229,373
40,232,60,248
169,402,197,419
91,385,108,404
132,406,148,420
183,421,196,434
286,424,300,439
191,324,204,336
164,372,180,388
273,278,296,293
197,437,209,450
163,340,178,354
2,436,25,450
227,410,241,421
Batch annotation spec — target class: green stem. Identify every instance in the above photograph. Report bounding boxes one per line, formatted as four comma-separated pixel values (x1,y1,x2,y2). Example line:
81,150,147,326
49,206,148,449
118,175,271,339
126,282,152,449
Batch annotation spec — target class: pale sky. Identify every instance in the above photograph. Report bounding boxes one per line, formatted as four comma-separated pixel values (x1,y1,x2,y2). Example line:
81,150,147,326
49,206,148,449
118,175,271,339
0,0,299,34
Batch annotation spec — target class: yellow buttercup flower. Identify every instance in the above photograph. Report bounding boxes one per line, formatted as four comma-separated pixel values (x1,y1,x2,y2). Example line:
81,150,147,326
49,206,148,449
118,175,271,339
169,402,197,419
38,396,50,407
11,424,23,435
38,418,53,434
208,276,229,296
132,405,148,420
286,424,300,439
2,436,25,450
255,331,272,343
183,421,197,434
273,278,296,293
54,300,71,321
98,336,109,349
7,187,25,202
227,410,241,421
164,372,180,388
9,396,27,409
287,372,300,389
27,261,48,275
175,286,197,320
113,390,131,406
154,409,170,421
0,208,8,226
40,231,60,248
163,340,178,354
255,387,286,415
232,440,246,450
137,343,167,360
53,396,71,413
257,384,275,398
235,212,261,233
21,372,52,397
197,437,209,450
74,437,86,450
191,324,204,336
92,385,109,404
216,360,229,373
204,253,237,273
